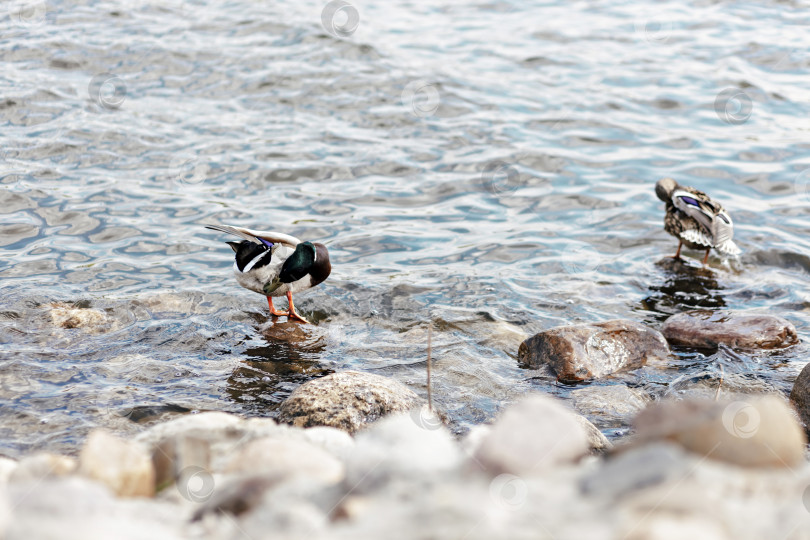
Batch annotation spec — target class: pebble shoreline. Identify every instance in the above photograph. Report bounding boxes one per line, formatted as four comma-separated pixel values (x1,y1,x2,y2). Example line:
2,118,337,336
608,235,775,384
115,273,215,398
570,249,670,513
2,303,810,539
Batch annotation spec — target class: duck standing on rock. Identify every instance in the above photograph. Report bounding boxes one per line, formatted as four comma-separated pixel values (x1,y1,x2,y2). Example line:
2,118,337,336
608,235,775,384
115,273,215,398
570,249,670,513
205,224,331,322
655,178,741,264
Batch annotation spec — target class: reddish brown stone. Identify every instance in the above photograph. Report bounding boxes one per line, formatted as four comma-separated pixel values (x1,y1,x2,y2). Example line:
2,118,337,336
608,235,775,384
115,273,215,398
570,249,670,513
518,320,669,383
662,310,798,350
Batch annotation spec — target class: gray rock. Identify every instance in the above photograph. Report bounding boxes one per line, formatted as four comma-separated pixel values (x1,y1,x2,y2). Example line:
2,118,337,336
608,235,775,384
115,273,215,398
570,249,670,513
581,442,691,498
571,414,613,453
631,396,806,468
664,371,778,401
790,362,810,433
473,394,589,475
278,371,423,434
662,310,798,350
78,430,155,497
518,320,670,382
571,385,651,425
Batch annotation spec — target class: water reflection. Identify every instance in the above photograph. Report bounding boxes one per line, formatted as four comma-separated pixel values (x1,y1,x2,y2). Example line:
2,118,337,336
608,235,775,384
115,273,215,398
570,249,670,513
225,321,331,413
641,257,727,320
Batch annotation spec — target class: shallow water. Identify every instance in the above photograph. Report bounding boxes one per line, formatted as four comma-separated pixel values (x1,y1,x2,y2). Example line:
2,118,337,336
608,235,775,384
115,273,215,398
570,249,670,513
2,0,810,457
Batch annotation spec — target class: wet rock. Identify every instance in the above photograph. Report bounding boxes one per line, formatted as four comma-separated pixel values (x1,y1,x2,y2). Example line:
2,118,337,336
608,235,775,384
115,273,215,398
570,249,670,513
46,302,113,333
664,371,778,401
277,371,423,434
152,435,210,491
9,454,76,484
571,414,612,453
473,394,588,475
518,320,669,382
78,430,155,497
631,396,806,468
226,436,344,485
661,310,798,350
571,385,651,425
789,362,810,432
346,413,460,491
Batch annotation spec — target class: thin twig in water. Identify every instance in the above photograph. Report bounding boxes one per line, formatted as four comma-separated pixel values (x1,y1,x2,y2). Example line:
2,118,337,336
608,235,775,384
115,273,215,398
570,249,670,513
715,363,724,401
427,323,433,413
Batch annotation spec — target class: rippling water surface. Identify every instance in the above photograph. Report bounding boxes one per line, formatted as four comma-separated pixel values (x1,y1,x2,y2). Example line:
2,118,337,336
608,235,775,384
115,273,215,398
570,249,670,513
2,0,810,457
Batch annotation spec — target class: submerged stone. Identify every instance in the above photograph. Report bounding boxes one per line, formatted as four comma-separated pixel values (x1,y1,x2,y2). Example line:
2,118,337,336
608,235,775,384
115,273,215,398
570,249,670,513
518,319,669,382
661,310,798,350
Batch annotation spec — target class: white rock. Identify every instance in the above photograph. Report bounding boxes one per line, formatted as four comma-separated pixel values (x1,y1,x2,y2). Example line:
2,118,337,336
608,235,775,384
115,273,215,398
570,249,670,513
226,436,345,485
9,454,76,484
474,394,589,475
301,426,355,460
0,457,17,485
78,430,155,497
346,413,461,491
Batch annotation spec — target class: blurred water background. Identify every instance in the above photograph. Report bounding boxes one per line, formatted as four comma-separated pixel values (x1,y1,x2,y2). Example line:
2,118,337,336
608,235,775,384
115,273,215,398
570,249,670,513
2,0,810,457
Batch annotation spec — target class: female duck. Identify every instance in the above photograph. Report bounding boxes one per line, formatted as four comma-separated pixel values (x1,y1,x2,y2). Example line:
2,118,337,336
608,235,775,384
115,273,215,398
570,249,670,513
655,178,741,264
206,224,331,322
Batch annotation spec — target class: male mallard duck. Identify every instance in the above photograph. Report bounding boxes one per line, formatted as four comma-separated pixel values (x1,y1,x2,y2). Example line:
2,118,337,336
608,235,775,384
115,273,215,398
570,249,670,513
205,224,331,322
655,178,741,264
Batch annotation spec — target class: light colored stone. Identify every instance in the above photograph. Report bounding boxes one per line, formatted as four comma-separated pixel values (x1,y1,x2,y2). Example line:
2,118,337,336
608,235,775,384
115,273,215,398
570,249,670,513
346,413,461,491
78,430,155,497
278,371,423,434
789,362,810,432
581,442,691,498
571,414,612,453
46,302,112,333
662,310,798,350
301,426,355,460
226,436,344,485
572,385,651,424
152,435,210,490
474,394,589,475
632,396,807,468
518,319,670,382
9,453,76,484
0,457,16,485
6,476,184,540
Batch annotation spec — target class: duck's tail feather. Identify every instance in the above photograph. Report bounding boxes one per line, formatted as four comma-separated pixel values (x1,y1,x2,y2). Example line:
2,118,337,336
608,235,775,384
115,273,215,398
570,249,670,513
205,224,301,247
